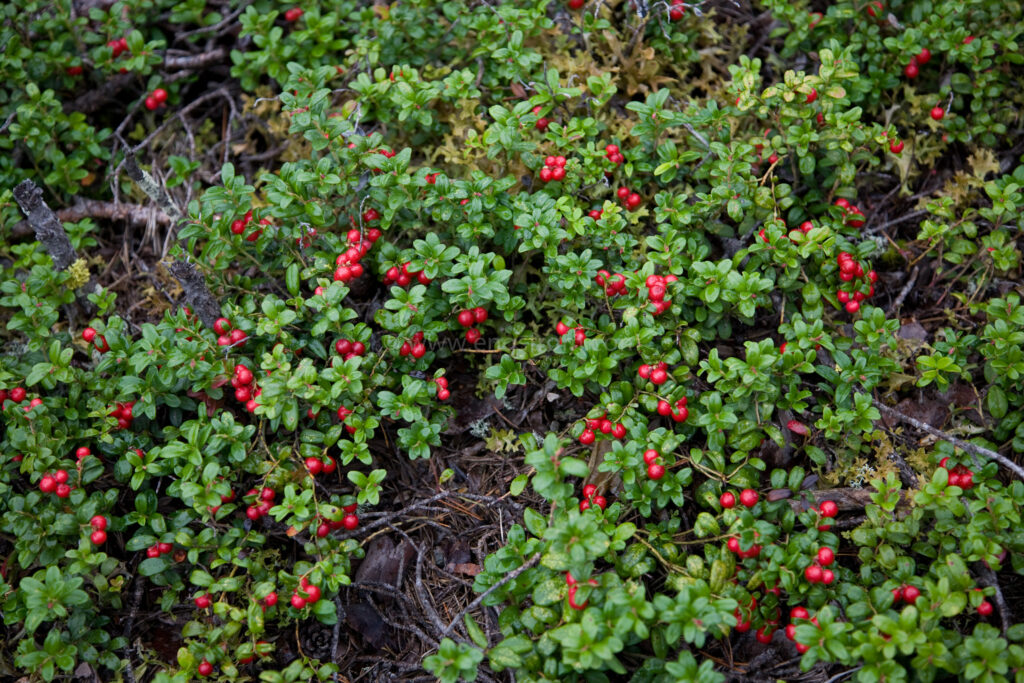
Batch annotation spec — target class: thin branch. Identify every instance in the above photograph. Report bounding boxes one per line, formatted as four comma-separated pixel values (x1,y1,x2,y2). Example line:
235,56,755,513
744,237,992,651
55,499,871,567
887,265,919,315
163,48,227,71
976,562,1012,636
440,551,541,638
871,397,1024,481
8,199,172,238
386,524,447,638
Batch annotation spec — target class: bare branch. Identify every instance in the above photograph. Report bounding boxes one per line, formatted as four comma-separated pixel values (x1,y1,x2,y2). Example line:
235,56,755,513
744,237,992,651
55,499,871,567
440,552,541,639
12,180,78,270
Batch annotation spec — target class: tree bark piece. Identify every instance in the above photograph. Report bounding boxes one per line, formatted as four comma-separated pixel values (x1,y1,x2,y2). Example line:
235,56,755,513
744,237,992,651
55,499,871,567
9,200,172,238
167,260,220,329
12,180,78,270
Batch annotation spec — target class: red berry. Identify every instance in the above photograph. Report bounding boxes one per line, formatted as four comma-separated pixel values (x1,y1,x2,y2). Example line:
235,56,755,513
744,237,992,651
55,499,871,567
290,594,307,609
197,661,214,677
158,542,173,554
817,547,835,566
756,626,774,644
305,457,323,475
284,7,303,21
152,88,168,103
904,62,919,79
805,565,824,583
264,591,278,607
342,514,359,530
917,48,932,65
82,327,97,343
473,307,488,323
805,88,817,104
727,537,741,554
739,489,759,508
213,318,231,335
626,193,642,210
902,585,921,603
90,515,107,530
819,500,838,517
617,186,630,200
931,106,945,121
144,96,158,111
720,492,736,509
579,429,595,445
457,310,474,327
650,368,668,385
656,400,672,416
845,300,860,314
890,140,904,154
195,594,212,609
647,463,666,480
90,529,107,545
303,584,321,603
978,600,993,616
643,449,660,465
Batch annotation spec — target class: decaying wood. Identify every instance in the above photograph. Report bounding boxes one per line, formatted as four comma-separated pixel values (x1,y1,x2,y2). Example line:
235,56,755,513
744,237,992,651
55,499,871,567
12,180,79,270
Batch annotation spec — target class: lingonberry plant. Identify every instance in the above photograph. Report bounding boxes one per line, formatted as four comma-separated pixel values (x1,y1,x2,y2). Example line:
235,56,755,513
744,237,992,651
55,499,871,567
2,0,1023,681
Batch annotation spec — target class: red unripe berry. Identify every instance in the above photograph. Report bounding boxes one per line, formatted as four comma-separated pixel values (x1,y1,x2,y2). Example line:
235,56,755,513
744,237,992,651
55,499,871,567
720,492,736,509
739,489,759,508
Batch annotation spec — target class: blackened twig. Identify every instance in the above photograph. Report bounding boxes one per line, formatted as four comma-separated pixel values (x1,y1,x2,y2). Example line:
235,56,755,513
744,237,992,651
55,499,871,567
12,180,78,270
166,260,221,329
887,266,919,315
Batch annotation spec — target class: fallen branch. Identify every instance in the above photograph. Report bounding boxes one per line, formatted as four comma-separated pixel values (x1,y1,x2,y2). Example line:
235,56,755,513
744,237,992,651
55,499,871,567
9,199,172,238
12,180,79,270
871,397,1024,481
166,261,221,329
440,551,541,638
163,48,227,71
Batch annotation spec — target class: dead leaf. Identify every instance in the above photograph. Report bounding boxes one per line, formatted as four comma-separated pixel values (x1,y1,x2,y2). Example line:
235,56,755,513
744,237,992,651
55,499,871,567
454,563,482,576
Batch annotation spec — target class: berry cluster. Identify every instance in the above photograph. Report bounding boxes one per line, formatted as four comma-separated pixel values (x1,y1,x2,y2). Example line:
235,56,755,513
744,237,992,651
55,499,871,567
720,488,759,509
538,155,567,183
555,320,586,346
784,607,818,653
230,363,260,413
336,405,357,434
229,210,268,242
304,455,337,477
89,515,107,545
145,540,174,558
892,583,922,605
456,306,487,344
334,337,367,361
643,273,676,315
643,448,667,480
594,269,627,297
565,572,598,610
579,484,607,512
587,207,604,221
603,143,624,165
726,533,761,558
290,576,322,609
578,412,627,445
82,326,110,352
655,394,688,422
106,36,129,58
399,331,427,359
835,251,877,314
0,387,26,407
313,504,357,537
434,376,450,401
109,401,135,430
804,546,837,585
833,197,866,228
638,361,670,385
214,317,249,347
143,87,168,111
903,47,931,79
383,261,431,287
245,487,276,521
39,469,71,498
939,457,975,489
615,186,643,210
